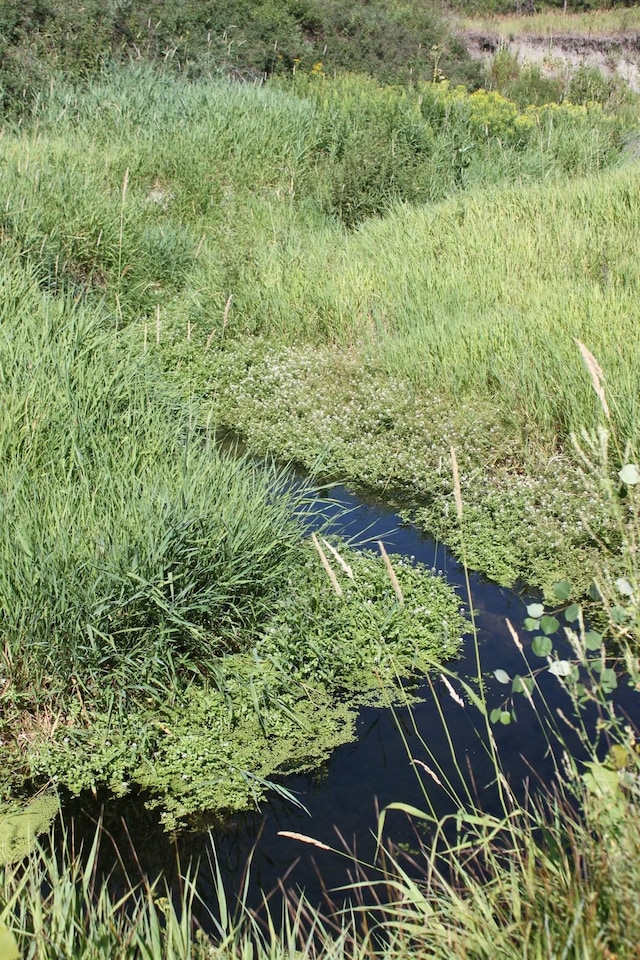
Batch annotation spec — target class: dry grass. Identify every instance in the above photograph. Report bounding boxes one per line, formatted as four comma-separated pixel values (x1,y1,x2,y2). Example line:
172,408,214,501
457,7,640,38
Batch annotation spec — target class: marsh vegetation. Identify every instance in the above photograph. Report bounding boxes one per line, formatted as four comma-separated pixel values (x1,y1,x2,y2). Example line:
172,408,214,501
0,0,639,956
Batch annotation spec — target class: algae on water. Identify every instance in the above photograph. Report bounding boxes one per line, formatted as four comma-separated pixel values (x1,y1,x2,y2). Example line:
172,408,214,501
0,794,60,866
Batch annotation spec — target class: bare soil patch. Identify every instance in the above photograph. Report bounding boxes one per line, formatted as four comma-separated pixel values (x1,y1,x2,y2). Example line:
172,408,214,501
463,30,640,91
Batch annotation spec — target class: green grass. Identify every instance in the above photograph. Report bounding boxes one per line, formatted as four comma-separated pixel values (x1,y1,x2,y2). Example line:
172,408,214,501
458,6,640,38
242,162,640,445
0,251,463,823
0,259,314,706
0,19,638,960
0,64,634,590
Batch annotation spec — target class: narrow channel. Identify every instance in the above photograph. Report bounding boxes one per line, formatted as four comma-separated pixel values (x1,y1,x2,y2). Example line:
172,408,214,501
63,481,635,922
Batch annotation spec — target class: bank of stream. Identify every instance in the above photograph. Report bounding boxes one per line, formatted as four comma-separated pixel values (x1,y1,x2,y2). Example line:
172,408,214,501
61,480,637,923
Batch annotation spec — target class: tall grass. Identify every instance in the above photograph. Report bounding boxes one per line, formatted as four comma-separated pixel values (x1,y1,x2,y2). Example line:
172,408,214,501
233,162,640,446
0,256,310,707
1,66,634,450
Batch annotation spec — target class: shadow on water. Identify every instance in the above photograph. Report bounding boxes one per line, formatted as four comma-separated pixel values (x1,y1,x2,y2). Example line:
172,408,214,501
61,482,639,924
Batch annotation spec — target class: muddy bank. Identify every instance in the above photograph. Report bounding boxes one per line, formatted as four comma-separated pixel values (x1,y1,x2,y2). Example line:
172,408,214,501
464,30,640,91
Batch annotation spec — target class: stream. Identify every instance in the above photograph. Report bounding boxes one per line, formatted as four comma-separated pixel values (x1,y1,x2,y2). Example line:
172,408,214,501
63,482,638,923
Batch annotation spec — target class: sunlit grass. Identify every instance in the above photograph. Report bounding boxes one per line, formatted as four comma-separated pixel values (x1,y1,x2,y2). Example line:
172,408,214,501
215,162,640,448
458,7,640,38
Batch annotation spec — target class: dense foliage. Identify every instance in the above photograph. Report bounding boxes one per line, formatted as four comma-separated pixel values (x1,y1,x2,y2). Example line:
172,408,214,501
0,0,482,118
0,2,638,955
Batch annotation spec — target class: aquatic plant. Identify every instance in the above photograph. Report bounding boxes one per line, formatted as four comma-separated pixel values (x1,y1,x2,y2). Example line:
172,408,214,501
2,408,638,957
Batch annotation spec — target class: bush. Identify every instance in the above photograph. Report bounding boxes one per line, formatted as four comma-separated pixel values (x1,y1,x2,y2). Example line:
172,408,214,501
0,0,480,120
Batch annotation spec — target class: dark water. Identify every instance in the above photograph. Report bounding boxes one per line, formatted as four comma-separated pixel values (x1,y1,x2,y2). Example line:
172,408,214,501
63,483,638,923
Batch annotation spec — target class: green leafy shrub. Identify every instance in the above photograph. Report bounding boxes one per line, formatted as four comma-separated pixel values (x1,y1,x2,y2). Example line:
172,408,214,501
0,0,479,120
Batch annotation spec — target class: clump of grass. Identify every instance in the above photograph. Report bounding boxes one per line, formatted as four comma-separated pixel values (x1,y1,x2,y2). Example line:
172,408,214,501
0,257,310,712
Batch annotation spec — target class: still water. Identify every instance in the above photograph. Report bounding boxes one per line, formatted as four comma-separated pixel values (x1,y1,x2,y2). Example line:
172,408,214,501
63,483,637,920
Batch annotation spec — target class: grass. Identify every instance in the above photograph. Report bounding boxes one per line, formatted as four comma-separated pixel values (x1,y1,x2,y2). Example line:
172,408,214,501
458,7,640,38
178,160,640,590
0,258,312,705
0,254,463,824
2,418,639,957
1,63,635,590
0,35,638,958
284,164,640,444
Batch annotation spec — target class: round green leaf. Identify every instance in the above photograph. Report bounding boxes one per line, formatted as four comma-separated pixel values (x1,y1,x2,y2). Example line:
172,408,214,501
619,463,640,485
584,630,603,651
548,660,572,678
499,711,512,725
615,577,634,597
527,602,545,619
608,745,629,770
494,669,511,685
532,635,552,658
600,668,618,693
523,617,540,632
490,708,502,724
564,604,581,623
540,615,560,636
552,580,572,601
611,605,628,624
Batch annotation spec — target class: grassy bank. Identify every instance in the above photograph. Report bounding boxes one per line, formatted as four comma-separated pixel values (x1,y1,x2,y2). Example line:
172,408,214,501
1,65,637,592
0,252,463,827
